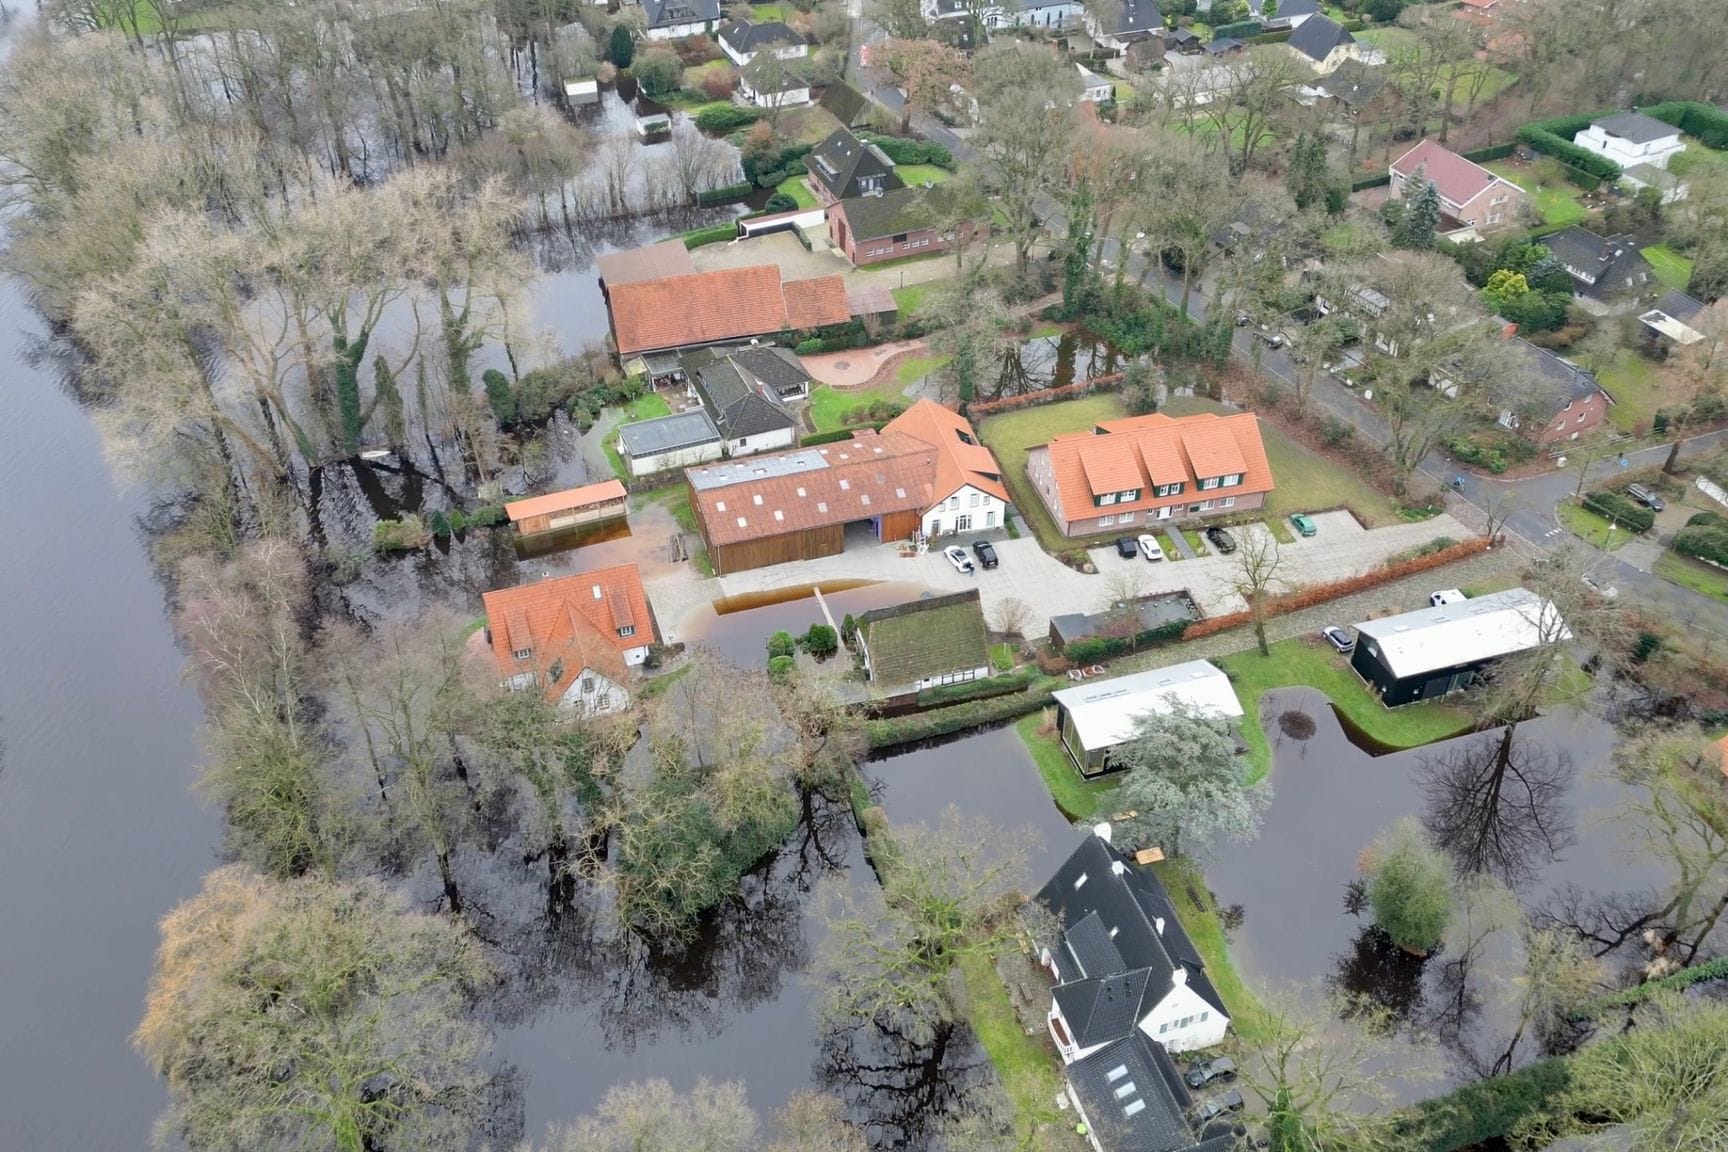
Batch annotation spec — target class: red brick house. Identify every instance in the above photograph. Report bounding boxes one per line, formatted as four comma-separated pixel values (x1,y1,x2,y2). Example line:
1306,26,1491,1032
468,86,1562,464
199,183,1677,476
1026,412,1275,537
827,184,988,268
1389,139,1526,233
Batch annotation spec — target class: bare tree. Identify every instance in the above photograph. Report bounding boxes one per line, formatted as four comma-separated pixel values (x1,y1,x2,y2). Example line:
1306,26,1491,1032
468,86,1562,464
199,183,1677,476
1232,526,1289,657
520,1078,760,1152
1616,722,1728,964
136,867,494,1152
969,42,1077,279
989,596,1034,642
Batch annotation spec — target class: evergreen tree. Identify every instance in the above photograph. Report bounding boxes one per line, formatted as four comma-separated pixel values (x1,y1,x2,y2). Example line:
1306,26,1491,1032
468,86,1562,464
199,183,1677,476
1061,179,1099,318
609,24,635,68
1286,133,1331,212
1395,173,1441,250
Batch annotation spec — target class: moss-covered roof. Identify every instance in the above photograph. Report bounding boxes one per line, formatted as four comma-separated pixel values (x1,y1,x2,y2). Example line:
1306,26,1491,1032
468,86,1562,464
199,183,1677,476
861,589,989,689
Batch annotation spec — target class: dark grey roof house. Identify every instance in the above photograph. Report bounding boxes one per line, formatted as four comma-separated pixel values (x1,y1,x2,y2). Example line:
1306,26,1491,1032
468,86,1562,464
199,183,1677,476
1323,59,1386,108
1202,36,1245,56
616,408,723,475
1592,111,1680,146
805,128,903,203
681,346,811,442
1066,1031,1233,1152
820,80,876,128
1037,829,1230,1060
1268,0,1319,25
718,18,805,60
640,0,721,33
1640,288,1713,348
1089,0,1163,43
1287,14,1357,65
1541,226,1650,309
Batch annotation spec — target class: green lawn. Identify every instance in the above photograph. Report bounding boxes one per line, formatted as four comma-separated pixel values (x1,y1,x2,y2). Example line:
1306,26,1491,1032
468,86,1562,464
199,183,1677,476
1266,517,1296,545
1017,714,1119,821
1163,396,1403,528
980,395,1130,551
602,393,674,479
1556,498,1633,550
1655,550,1728,602
957,953,1077,1151
1218,638,1472,783
1643,244,1694,291
1597,348,1669,435
1486,161,1589,227
891,279,951,316
806,381,907,433
893,163,952,186
1670,139,1728,177
895,352,950,384
774,172,818,209
750,1,786,17
1182,527,1208,555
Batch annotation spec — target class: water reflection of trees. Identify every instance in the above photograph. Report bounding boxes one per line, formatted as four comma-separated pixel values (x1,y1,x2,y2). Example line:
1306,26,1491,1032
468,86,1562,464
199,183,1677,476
816,1013,993,1150
1416,726,1574,888
1329,925,1428,1031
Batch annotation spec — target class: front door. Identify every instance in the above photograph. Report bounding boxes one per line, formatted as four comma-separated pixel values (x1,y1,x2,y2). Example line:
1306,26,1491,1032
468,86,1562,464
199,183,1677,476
955,514,972,532
986,511,996,528
1157,506,1172,520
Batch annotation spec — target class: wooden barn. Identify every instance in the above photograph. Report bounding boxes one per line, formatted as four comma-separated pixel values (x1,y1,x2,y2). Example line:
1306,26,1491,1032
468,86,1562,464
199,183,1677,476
504,479,629,538
687,430,936,576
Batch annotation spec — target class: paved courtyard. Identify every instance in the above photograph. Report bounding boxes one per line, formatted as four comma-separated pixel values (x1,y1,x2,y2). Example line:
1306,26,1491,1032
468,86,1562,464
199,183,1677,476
645,509,1474,644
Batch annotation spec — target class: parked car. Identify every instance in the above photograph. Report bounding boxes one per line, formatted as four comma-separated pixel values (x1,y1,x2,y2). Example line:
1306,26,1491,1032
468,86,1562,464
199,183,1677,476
1235,310,1252,327
1116,536,1139,559
943,545,974,574
1137,534,1165,561
1429,588,1466,607
1321,626,1354,653
1206,526,1238,554
1627,483,1666,512
1290,512,1317,537
1185,1056,1237,1089
1193,1090,1245,1123
1582,572,1619,600
1254,328,1285,349
972,540,999,569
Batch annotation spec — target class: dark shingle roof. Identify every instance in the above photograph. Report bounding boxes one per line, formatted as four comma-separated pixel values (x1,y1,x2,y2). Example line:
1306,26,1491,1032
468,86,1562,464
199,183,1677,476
730,345,813,392
1053,970,1154,1049
1287,13,1354,61
1541,227,1647,298
860,589,990,689
1524,341,1603,407
1275,0,1319,16
1324,60,1385,106
820,81,873,127
1593,111,1680,145
617,409,722,457
1038,834,1229,1019
1065,1032,1200,1152
806,128,903,201
718,18,805,53
1103,0,1163,35
684,350,798,440
1202,36,1244,54
1651,288,1707,325
641,0,721,26
1064,910,1129,977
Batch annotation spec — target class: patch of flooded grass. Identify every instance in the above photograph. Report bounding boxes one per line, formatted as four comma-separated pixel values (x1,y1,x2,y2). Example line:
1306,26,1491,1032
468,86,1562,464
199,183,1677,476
1151,857,1270,1045
1014,713,1118,822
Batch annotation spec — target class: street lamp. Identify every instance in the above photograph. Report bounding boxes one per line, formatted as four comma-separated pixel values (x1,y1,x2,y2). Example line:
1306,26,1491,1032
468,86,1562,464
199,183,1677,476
1603,517,1616,548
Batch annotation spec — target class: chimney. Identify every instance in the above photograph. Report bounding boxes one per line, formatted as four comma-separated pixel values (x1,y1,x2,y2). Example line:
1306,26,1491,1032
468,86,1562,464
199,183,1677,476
1155,916,1165,935
1111,860,1127,876
1172,967,1187,986
1092,821,1113,844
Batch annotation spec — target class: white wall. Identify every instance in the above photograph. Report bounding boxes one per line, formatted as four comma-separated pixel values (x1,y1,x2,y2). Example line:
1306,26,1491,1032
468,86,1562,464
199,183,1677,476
1577,124,1685,171
644,20,709,39
625,439,724,477
923,484,1004,536
1137,978,1230,1053
556,666,632,717
723,425,798,458
740,80,812,108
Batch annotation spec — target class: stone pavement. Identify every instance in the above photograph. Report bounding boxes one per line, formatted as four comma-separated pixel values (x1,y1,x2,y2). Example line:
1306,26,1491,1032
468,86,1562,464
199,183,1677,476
803,341,928,388
645,509,1475,643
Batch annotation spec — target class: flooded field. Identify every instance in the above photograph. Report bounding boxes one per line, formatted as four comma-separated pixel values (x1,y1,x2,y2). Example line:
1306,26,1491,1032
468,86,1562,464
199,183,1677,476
678,582,939,669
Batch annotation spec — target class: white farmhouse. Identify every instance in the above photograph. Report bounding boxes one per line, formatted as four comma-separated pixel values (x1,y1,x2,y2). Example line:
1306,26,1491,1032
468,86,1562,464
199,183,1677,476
1038,826,1233,1059
1575,112,1686,171
717,18,808,66
882,399,1014,538
639,0,721,41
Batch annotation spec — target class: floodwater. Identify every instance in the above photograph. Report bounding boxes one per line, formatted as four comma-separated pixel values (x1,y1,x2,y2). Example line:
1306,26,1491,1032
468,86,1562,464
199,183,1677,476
1206,687,1665,1083
679,582,938,669
982,329,1123,401
0,26,220,1151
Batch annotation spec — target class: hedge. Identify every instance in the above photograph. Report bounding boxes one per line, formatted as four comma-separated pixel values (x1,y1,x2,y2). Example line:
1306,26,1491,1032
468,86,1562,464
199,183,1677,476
1398,1057,1572,1152
1459,142,1517,163
696,181,751,204
1061,619,1190,664
968,372,1125,418
802,425,881,446
1643,100,1728,149
1515,113,1622,183
915,668,1038,708
1249,28,1294,43
1582,489,1654,533
683,222,739,249
1210,19,1261,38
860,132,954,170
695,103,760,133
1568,955,1728,1018
866,687,1055,748
1674,523,1728,567
1181,538,1491,641
1350,172,1393,191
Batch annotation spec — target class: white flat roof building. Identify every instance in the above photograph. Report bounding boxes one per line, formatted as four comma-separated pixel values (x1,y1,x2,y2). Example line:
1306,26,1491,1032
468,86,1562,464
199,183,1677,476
1053,660,1243,774
1351,587,1569,707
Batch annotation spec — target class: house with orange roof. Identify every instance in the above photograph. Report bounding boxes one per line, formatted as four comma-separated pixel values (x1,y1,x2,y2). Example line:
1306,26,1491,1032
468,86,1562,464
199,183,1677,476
503,479,629,537
687,399,1008,574
480,565,657,717
1026,412,1274,537
882,399,1013,537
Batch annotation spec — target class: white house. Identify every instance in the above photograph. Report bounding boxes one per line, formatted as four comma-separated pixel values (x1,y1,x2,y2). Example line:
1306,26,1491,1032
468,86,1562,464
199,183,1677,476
717,18,809,66
739,71,812,108
1076,62,1114,103
480,566,656,719
1038,826,1233,1060
881,399,1014,538
617,410,726,477
856,589,993,692
991,0,1084,28
1576,112,1686,172
639,0,721,40
1083,0,1162,50
1051,661,1243,776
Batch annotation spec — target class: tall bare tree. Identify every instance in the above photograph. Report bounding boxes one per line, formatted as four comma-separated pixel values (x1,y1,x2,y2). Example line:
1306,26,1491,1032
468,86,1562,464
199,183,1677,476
969,42,1077,279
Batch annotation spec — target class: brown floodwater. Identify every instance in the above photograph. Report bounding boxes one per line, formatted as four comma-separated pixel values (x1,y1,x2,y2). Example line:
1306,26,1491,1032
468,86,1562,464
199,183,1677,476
679,582,938,669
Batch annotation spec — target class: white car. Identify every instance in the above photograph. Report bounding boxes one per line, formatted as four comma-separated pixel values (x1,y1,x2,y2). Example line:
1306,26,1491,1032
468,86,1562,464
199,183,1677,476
1583,573,1620,600
943,545,975,575
1429,589,1466,607
1137,534,1164,561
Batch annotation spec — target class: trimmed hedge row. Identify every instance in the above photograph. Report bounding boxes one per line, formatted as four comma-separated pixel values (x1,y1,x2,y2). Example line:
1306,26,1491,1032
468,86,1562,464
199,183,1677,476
1582,489,1655,532
1181,538,1491,641
1644,100,1728,149
1249,28,1294,43
866,687,1055,748
683,222,739,248
696,181,751,204
968,372,1125,418
1516,112,1622,183
915,668,1039,708
1398,1057,1571,1152
1460,141,1517,163
1210,19,1261,38
860,132,955,170
1675,509,1728,566
1061,619,1190,664
1350,172,1393,191
1571,955,1728,1018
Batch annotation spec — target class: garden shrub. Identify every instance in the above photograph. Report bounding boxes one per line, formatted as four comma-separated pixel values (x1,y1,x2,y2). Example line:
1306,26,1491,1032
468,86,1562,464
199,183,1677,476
1399,1058,1572,1152
1643,99,1728,149
1582,489,1655,533
695,103,760,133
795,337,824,354
803,623,839,656
1210,18,1261,37
1516,114,1622,182
683,222,739,249
1675,521,1728,567
696,181,752,204
859,132,954,169
467,504,505,527
767,630,796,659
372,514,431,553
914,669,1035,708
865,687,1056,749
768,654,796,683
1364,819,1452,954
764,192,799,212
1062,619,1190,663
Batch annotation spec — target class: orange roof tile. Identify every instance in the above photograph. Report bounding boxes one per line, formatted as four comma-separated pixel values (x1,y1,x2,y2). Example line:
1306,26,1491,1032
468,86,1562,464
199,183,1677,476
504,479,628,523
480,565,655,702
783,276,853,330
608,265,789,357
1078,438,1144,495
1042,412,1274,522
596,240,696,286
689,430,938,547
1716,733,1728,780
879,398,1010,505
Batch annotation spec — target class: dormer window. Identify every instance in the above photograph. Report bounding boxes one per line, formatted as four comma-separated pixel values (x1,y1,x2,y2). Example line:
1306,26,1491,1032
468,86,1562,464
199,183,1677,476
513,646,532,661
1199,477,1220,490
1098,492,1117,506
1120,488,1139,502
618,625,636,638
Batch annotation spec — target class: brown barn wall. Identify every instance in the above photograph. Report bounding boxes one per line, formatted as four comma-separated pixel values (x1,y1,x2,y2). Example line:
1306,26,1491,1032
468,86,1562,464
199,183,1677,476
515,498,628,537
709,525,845,575
879,509,921,541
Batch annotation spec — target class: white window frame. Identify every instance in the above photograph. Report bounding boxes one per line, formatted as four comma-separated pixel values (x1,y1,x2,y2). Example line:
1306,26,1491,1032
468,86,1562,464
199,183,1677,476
1098,514,1116,527
1099,491,1118,506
